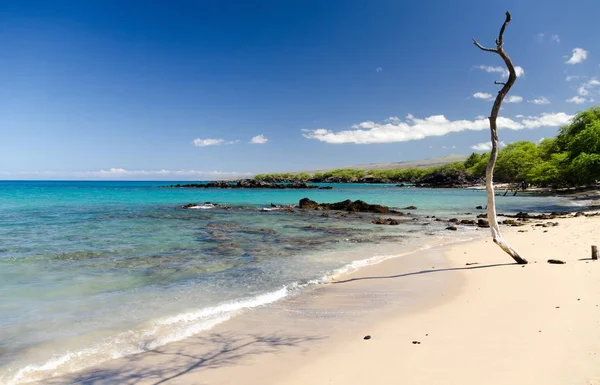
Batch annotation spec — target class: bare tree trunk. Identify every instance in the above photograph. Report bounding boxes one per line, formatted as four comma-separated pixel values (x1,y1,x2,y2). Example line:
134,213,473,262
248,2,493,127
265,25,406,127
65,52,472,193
473,12,528,264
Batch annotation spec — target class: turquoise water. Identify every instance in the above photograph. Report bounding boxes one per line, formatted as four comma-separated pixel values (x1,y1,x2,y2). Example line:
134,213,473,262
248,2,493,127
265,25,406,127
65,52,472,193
0,181,578,383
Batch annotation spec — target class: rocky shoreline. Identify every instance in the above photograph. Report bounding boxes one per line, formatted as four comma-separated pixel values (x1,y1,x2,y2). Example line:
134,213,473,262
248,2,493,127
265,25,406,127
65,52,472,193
180,197,591,230
167,179,333,189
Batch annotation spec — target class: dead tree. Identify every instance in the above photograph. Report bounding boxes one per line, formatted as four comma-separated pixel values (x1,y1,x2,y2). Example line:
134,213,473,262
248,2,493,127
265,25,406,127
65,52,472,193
473,12,528,264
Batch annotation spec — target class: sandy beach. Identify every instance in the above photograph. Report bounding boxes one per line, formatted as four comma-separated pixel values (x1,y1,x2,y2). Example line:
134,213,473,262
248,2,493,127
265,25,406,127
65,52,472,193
41,211,600,385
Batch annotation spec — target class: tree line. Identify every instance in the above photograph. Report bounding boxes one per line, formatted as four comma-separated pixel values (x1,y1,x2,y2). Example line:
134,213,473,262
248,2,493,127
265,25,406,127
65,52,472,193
254,107,600,187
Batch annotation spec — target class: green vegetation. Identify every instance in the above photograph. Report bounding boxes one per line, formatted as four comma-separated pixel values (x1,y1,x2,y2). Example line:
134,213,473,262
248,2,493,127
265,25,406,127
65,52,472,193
465,107,600,187
254,107,600,187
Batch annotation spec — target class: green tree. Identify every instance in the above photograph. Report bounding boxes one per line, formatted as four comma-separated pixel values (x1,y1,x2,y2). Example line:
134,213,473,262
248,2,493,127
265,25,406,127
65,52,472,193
464,152,484,168
494,141,540,182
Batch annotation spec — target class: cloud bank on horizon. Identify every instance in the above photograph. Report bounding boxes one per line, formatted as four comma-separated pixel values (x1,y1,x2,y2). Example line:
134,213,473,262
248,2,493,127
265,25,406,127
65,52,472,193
0,168,252,181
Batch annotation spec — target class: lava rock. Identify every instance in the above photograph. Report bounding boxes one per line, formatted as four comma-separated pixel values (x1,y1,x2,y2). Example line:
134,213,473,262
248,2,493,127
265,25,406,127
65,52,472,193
477,219,490,228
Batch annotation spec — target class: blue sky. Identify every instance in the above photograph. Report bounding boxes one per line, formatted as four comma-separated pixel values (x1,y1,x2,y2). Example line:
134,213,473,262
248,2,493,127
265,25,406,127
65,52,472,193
1,0,599,180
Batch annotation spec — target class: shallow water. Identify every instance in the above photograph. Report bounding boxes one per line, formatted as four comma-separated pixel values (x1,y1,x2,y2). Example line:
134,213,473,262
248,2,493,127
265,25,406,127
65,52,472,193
0,181,578,384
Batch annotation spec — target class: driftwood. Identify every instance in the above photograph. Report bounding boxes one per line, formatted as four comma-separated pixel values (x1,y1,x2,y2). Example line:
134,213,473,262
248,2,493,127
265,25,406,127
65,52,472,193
473,12,528,264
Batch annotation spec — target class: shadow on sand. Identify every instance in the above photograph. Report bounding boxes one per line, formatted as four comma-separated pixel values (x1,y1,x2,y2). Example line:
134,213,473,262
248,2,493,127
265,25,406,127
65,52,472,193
45,332,323,385
332,262,517,284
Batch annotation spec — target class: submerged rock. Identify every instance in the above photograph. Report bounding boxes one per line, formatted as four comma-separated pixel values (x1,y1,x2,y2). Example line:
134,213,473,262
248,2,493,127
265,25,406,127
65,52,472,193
372,218,400,225
477,219,490,228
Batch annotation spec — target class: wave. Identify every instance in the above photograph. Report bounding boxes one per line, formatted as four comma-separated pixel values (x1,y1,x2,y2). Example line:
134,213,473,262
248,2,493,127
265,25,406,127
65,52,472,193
1,288,289,384
187,203,216,209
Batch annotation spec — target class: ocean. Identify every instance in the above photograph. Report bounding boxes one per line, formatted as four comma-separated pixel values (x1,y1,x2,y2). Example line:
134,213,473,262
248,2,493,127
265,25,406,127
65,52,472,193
0,181,579,384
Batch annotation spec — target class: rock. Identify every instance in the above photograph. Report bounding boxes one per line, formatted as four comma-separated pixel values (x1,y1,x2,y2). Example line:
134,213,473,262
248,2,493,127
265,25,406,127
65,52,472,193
318,186,333,190
270,203,277,207
171,179,322,189
417,169,481,188
547,259,566,264
476,206,484,210
182,203,198,209
477,213,488,218
397,184,406,187
412,341,421,344
372,218,400,225
299,198,320,210
298,198,399,214
460,219,477,225
363,335,371,340
477,219,490,228
403,205,417,210
449,218,459,223
446,226,458,231
575,211,585,217
321,213,329,217
466,262,479,266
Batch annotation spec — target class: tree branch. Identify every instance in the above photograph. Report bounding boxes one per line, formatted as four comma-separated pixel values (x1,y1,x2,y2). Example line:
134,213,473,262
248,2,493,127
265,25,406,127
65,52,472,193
472,39,498,53
472,11,527,265
497,11,511,46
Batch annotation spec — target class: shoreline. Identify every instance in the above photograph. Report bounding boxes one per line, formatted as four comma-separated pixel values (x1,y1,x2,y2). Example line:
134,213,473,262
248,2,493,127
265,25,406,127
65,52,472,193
15,231,478,385
42,210,600,384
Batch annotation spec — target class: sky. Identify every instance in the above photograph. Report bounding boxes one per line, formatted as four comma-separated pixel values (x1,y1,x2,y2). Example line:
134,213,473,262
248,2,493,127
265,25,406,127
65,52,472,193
1,0,600,180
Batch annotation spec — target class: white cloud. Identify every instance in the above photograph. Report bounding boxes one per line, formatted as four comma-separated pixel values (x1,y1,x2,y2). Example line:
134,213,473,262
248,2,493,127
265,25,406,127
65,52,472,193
536,33,545,43
475,65,524,78
514,66,525,77
566,75,581,82
551,34,560,43
192,138,238,147
473,92,493,100
302,112,574,144
476,65,505,76
505,95,523,103
528,96,551,105
475,115,486,120
376,67,383,72
471,141,507,152
567,96,587,104
566,48,588,64
250,134,269,144
0,169,252,181
577,78,600,96
578,85,589,96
